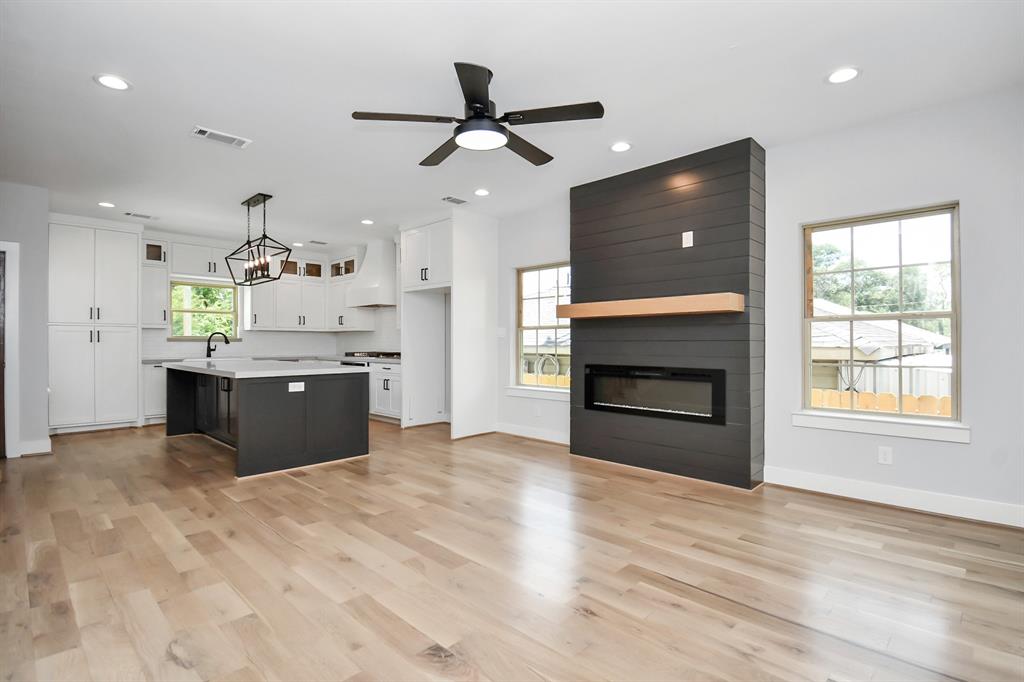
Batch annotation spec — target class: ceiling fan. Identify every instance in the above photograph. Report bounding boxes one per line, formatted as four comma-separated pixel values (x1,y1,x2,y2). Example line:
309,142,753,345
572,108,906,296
352,62,604,166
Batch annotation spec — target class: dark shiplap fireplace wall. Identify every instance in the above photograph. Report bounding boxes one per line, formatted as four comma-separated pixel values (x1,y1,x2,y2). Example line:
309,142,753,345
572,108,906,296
569,138,765,489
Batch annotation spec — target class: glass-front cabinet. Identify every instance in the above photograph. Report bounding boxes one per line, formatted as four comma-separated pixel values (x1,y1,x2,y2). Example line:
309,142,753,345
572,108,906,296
330,255,357,280
141,239,168,265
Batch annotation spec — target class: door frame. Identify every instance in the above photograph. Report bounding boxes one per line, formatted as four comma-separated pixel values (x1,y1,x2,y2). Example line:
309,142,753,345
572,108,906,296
0,241,20,457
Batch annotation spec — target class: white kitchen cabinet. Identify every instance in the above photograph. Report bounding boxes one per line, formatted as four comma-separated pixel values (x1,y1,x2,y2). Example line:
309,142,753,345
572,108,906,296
49,224,96,324
143,364,167,417
50,223,138,325
330,255,357,280
370,364,401,418
94,326,139,423
94,229,139,325
275,279,302,329
141,239,168,265
48,325,96,426
401,219,452,291
328,282,374,331
247,281,276,329
140,266,168,328
171,243,230,278
281,257,326,282
302,283,326,329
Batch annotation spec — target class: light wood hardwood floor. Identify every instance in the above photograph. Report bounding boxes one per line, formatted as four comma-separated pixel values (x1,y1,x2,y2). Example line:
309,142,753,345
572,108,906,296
1,422,1022,681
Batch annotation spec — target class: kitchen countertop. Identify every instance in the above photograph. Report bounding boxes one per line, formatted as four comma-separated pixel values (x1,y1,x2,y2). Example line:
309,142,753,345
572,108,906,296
144,354,400,366
163,359,371,379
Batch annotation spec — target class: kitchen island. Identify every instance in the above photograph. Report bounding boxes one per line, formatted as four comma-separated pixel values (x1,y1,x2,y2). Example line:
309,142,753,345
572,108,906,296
164,359,369,477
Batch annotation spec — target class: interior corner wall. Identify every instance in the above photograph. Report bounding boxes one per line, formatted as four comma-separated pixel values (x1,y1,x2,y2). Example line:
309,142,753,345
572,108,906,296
0,181,51,453
495,197,571,444
450,209,499,439
764,87,1024,521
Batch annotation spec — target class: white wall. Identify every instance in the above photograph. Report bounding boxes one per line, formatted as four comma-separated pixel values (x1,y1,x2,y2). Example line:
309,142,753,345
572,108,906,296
495,197,571,444
450,209,499,439
0,182,51,454
142,328,338,360
764,87,1024,525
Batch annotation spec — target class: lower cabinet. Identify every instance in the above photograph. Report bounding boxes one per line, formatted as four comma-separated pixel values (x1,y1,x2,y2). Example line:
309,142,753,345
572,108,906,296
195,375,238,446
143,364,167,417
369,365,401,418
48,324,138,427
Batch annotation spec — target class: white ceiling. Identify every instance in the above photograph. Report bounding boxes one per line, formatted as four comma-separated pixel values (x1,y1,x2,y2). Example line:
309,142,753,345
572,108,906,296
1,1,1021,250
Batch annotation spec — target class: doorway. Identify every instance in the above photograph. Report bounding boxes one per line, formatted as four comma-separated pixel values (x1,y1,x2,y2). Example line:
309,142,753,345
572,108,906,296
1,251,5,458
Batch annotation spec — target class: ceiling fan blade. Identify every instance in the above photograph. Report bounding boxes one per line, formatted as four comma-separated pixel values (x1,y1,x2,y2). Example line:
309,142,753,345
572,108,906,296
453,62,492,110
505,131,553,166
501,101,605,125
352,111,459,123
419,137,459,166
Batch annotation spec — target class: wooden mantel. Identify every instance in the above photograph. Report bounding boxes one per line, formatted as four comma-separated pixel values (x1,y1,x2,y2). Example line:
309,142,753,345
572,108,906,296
556,292,745,319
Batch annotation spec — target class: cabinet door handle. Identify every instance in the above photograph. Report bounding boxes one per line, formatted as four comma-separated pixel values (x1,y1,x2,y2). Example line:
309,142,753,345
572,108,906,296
162,251,166,262
298,315,301,326
89,306,93,319
253,313,257,325
338,315,343,326
89,330,93,343
96,307,101,320
424,267,429,281
163,310,166,321
208,262,211,273
96,330,101,343
383,378,389,391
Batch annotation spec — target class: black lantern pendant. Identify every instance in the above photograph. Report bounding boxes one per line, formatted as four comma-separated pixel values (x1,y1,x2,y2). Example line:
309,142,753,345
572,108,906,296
226,193,291,287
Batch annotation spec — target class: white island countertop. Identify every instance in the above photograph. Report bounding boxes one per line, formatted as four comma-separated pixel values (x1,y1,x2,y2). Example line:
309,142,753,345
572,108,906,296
163,359,371,379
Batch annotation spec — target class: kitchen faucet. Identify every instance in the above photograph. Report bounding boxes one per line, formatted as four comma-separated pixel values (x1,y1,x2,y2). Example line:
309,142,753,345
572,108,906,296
206,332,230,358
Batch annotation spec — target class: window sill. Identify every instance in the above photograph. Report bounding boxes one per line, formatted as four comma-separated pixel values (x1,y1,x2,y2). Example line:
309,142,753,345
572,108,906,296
505,386,570,402
792,410,970,443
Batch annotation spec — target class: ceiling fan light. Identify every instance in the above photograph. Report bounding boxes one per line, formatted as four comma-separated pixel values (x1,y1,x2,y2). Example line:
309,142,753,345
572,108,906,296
454,119,509,150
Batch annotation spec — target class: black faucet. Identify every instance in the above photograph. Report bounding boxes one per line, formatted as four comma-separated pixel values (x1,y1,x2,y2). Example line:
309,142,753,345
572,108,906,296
206,332,230,358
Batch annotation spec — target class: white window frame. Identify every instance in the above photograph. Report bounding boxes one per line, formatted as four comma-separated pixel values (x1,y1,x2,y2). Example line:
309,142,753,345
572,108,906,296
802,203,961,422
168,279,239,341
516,262,571,391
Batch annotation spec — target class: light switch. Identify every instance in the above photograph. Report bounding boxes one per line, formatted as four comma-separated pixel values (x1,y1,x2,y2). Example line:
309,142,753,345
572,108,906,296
288,382,305,392
681,231,694,248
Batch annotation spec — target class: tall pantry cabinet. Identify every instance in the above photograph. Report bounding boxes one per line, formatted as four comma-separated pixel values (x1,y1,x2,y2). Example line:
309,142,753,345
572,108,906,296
48,217,141,428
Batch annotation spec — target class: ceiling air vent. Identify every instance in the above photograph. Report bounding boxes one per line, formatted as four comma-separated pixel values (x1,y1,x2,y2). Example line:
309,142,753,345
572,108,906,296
191,126,253,149
441,196,467,205
309,240,328,246
123,211,156,220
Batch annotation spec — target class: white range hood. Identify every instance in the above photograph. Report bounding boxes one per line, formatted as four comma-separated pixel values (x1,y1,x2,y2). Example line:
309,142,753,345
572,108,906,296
346,239,397,307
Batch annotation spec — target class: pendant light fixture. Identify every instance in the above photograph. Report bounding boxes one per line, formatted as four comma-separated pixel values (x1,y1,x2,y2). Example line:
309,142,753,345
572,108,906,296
225,193,291,287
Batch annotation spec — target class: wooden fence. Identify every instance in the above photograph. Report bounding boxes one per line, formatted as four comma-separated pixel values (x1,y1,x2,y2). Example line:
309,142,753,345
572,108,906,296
811,389,951,416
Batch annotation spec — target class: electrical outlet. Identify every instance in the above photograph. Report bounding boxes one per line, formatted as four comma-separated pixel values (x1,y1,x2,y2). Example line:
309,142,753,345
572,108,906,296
681,231,694,248
877,446,893,465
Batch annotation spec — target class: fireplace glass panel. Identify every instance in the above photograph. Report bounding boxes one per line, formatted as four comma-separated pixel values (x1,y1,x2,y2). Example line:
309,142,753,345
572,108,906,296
585,365,725,425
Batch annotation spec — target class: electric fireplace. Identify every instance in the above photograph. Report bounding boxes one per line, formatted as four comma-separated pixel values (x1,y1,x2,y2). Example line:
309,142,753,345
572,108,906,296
584,365,726,425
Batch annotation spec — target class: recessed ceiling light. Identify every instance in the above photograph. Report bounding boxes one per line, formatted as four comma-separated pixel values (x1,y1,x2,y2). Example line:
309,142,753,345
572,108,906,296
360,219,374,225
474,188,490,197
292,242,303,247
827,66,859,84
97,201,115,208
93,74,132,91
610,141,631,152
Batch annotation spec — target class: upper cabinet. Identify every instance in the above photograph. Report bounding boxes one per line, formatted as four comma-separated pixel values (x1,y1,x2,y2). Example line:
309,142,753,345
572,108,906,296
401,219,452,291
280,257,326,282
49,223,138,325
140,266,168,328
171,243,231,279
330,255,357,280
141,239,167,265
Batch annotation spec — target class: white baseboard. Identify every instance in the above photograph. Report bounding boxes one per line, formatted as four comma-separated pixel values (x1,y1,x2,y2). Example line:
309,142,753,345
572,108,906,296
764,465,1023,528
496,422,569,445
9,437,52,457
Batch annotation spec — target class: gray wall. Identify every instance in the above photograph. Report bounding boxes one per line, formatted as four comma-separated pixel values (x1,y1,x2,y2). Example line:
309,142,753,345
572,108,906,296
569,139,764,489
0,181,50,451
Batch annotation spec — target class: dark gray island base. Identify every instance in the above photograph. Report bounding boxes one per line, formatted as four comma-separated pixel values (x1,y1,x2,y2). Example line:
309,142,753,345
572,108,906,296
165,363,369,477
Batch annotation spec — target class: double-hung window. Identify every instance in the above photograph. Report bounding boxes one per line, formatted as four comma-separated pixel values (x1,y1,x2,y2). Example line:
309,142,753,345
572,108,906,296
517,263,572,388
169,281,238,339
804,204,959,419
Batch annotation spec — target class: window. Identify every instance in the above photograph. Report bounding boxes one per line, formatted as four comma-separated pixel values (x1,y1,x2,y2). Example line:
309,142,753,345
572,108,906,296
518,263,571,388
804,204,959,419
169,281,238,339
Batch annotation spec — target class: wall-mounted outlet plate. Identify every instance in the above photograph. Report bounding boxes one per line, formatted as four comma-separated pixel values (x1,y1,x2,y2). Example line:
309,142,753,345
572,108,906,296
681,231,694,248
878,446,893,465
